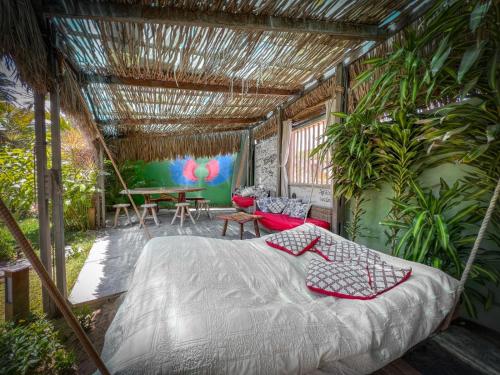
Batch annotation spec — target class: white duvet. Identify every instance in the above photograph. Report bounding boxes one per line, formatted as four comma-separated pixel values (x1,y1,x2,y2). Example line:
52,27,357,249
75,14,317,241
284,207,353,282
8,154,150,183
99,224,458,374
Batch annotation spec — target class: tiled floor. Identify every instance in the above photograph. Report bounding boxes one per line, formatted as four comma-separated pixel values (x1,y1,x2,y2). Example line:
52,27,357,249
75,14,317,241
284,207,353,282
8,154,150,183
69,207,261,305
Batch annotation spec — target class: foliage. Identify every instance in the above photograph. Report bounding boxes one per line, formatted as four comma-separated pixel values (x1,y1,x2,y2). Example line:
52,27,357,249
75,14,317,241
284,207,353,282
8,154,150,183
383,179,499,316
105,160,146,206
0,317,75,374
315,0,499,315
312,110,382,241
0,218,39,261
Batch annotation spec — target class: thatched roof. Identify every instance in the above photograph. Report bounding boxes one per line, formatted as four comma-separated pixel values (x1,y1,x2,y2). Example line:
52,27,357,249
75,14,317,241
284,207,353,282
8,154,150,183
0,0,430,160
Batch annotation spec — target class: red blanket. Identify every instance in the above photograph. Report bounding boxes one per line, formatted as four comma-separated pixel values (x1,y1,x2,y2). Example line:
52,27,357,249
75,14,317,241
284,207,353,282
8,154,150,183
232,195,255,208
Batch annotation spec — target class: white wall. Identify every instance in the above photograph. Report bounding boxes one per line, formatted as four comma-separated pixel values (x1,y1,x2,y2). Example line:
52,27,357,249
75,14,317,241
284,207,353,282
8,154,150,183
289,185,332,207
254,136,278,193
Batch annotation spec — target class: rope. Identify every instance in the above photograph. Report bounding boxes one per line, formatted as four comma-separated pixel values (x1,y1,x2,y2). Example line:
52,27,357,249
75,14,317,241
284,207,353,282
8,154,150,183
442,176,500,329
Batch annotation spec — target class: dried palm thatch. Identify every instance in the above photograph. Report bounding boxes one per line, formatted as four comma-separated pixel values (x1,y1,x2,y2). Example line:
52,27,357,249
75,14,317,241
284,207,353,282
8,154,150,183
0,0,48,92
254,115,278,141
109,131,242,162
0,0,425,160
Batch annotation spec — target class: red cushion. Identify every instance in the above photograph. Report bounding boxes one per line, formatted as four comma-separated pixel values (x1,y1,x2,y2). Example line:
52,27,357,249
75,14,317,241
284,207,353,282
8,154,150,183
232,195,255,208
255,210,330,231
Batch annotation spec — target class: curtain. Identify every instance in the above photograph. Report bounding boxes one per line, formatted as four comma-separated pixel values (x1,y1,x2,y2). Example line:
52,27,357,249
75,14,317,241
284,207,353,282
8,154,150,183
280,120,293,197
231,131,249,191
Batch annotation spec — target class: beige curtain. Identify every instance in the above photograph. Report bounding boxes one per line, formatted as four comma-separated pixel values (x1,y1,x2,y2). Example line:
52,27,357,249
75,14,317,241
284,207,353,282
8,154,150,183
280,120,293,197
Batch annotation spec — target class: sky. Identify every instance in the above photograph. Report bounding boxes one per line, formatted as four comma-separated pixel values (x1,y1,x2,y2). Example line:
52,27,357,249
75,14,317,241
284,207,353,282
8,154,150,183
1,58,34,107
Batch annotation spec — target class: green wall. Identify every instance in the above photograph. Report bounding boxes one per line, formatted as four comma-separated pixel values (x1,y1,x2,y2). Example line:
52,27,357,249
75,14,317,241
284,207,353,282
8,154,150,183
129,155,236,207
352,163,470,253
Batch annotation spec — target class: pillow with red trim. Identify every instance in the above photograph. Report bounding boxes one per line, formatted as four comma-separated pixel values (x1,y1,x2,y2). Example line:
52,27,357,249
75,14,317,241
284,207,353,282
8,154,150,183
306,258,411,300
267,199,287,213
266,231,320,256
314,240,381,264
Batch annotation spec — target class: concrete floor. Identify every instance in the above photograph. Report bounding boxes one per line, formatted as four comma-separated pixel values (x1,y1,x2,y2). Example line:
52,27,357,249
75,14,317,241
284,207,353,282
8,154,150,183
69,207,261,306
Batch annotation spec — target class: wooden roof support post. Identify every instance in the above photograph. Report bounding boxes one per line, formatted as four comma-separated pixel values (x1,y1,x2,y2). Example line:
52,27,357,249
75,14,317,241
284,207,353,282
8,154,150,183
330,63,347,235
248,129,254,186
276,106,283,197
0,199,110,375
34,91,57,317
98,144,106,228
49,46,67,298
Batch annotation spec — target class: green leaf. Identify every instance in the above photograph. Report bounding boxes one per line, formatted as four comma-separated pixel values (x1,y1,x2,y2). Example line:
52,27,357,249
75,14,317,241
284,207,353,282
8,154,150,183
470,0,491,32
434,214,449,250
430,36,451,75
458,41,486,83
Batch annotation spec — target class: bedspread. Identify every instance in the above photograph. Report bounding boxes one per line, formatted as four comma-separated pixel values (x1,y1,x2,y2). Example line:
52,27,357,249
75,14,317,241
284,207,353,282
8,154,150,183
99,224,458,374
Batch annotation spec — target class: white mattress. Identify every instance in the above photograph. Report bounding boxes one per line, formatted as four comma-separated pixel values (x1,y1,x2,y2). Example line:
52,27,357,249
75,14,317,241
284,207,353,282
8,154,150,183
99,224,458,374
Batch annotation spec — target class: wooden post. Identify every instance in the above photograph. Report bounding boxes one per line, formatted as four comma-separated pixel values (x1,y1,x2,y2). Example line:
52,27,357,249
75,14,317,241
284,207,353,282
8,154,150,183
330,63,347,235
276,107,283,196
98,144,106,227
248,129,254,186
50,63,67,298
4,265,30,322
34,91,57,317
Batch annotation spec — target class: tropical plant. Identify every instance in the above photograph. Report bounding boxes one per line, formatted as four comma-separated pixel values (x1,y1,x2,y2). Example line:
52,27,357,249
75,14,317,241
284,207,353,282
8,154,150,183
105,160,146,207
0,317,76,374
312,110,382,241
383,179,499,317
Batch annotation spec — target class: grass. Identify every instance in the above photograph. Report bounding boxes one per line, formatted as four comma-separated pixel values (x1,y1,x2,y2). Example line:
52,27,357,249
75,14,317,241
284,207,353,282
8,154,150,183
0,219,96,321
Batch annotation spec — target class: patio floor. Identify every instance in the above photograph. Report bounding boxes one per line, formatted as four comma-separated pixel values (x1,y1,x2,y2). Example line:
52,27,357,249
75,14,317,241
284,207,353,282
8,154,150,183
68,207,261,306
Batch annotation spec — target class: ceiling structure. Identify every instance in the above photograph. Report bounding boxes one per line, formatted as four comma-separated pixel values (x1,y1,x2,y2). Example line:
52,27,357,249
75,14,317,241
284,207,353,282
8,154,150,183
40,0,432,139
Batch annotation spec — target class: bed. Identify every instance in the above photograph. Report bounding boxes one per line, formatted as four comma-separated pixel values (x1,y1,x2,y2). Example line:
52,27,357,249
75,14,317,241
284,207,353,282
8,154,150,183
99,224,458,374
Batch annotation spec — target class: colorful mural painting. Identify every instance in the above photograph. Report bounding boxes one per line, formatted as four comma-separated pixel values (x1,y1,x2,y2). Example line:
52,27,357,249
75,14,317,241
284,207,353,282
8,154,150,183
130,154,235,206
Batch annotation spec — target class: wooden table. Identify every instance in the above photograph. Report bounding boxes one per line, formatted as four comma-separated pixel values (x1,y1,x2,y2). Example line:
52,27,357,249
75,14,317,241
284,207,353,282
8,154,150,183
217,212,263,240
121,187,206,204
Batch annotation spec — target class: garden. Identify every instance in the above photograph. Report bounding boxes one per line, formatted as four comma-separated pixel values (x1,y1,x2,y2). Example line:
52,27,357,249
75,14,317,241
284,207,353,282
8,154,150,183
314,0,499,317
0,95,98,373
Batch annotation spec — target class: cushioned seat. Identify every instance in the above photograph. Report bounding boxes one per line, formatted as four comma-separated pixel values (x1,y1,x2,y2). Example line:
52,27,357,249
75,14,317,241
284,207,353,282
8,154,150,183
255,210,330,231
232,195,255,208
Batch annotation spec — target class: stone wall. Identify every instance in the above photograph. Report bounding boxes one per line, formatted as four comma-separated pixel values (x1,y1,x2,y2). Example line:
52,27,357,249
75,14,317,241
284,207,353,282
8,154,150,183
254,135,278,194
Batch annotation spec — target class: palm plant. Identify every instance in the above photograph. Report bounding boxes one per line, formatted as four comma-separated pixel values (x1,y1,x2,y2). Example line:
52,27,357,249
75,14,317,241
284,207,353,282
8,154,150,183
312,110,382,241
383,179,499,317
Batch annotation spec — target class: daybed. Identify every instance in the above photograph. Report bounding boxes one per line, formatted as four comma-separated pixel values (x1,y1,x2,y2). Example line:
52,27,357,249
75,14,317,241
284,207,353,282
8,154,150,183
231,185,269,212
255,197,331,231
98,224,457,374
255,208,330,231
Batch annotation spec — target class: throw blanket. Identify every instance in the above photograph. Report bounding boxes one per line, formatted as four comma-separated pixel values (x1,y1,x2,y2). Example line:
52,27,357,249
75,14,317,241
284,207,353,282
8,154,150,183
98,224,458,375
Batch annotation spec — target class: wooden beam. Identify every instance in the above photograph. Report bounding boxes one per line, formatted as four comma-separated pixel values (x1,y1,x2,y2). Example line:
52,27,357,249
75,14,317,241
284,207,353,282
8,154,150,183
97,117,263,127
276,106,283,196
49,57,67,298
330,63,347,235
83,73,296,96
34,91,57,317
44,0,387,41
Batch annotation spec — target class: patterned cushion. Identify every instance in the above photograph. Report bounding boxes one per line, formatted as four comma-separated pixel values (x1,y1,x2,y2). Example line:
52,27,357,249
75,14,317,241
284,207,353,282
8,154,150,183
305,226,335,248
256,197,272,212
289,203,310,219
306,258,411,300
314,240,380,263
282,199,302,216
266,231,320,256
254,187,269,199
268,199,287,213
240,186,256,197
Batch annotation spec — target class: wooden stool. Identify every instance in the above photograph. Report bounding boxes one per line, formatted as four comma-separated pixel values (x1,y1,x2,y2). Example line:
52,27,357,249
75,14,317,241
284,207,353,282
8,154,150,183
113,203,131,228
196,199,211,219
171,202,196,227
139,203,160,227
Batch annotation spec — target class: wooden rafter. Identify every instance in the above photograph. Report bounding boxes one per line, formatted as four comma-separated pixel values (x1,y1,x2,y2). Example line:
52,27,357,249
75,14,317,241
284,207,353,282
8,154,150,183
98,117,263,127
82,73,297,96
43,0,387,41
